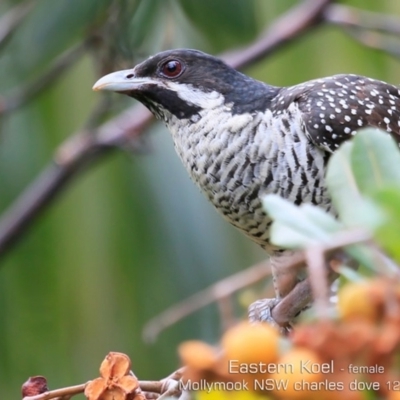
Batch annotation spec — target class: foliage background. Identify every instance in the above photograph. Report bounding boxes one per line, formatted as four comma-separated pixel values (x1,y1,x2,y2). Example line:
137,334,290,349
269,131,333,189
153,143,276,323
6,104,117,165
0,0,399,397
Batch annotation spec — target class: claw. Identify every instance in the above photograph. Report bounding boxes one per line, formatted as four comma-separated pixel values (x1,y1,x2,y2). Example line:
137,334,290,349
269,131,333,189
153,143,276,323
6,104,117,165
248,298,292,335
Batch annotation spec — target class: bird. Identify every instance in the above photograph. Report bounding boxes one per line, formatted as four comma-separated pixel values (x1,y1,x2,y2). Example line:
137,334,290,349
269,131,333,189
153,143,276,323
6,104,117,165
93,48,400,328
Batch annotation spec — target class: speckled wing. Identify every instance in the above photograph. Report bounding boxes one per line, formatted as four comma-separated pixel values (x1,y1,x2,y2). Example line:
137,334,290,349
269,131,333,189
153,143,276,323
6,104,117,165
283,74,400,152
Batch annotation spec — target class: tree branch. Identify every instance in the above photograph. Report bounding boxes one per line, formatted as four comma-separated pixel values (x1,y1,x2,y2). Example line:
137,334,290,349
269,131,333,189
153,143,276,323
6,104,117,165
325,4,400,58
0,42,86,115
325,4,400,35
0,0,36,52
142,259,272,342
222,0,333,69
0,105,153,255
22,383,85,400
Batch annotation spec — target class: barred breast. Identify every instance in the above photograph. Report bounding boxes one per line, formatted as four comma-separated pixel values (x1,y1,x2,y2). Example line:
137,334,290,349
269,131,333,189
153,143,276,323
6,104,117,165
169,101,331,252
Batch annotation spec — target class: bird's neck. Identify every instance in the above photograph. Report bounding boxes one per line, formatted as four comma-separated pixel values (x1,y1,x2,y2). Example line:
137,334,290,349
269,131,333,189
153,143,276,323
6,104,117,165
218,73,281,115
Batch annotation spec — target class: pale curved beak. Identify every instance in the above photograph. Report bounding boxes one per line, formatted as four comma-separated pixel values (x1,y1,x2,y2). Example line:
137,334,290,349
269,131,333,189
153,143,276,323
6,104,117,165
93,69,151,92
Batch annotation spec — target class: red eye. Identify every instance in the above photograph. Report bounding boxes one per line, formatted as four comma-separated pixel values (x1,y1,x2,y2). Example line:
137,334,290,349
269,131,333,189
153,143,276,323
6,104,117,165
161,60,183,78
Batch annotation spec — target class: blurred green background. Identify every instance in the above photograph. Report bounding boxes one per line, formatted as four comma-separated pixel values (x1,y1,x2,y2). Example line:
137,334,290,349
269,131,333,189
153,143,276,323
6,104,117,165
0,0,399,397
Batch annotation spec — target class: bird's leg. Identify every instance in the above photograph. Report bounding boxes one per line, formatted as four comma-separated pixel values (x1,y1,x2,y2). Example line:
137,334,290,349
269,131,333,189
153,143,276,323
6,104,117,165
270,278,313,325
248,277,313,332
271,257,342,325
248,250,307,330
270,250,306,298
248,251,342,330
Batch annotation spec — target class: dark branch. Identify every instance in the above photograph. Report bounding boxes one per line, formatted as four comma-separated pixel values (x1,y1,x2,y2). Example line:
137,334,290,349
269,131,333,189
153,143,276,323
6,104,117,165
325,4,400,58
0,1,36,52
222,0,333,69
143,259,272,342
325,4,400,35
0,43,86,115
0,105,153,255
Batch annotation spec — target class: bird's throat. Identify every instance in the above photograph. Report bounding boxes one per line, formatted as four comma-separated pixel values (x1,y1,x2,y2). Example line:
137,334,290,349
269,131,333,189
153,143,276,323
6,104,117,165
131,86,202,121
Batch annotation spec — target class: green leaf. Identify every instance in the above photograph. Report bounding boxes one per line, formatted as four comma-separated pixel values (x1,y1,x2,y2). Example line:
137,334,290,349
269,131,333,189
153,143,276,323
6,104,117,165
300,204,342,232
261,194,345,249
269,222,319,249
262,194,380,271
326,135,387,230
351,128,400,194
326,141,363,226
371,186,400,263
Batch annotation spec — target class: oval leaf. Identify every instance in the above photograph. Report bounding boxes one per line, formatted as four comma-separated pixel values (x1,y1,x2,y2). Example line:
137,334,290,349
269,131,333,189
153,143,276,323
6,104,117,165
351,128,400,194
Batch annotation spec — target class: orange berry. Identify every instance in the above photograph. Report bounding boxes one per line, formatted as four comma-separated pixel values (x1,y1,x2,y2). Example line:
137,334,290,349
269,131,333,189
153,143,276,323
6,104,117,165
271,348,323,400
388,389,400,400
338,281,379,322
221,322,280,367
178,340,217,370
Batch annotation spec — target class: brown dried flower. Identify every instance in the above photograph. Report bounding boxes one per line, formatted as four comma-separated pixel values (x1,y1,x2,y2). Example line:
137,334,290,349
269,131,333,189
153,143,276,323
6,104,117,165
84,352,141,400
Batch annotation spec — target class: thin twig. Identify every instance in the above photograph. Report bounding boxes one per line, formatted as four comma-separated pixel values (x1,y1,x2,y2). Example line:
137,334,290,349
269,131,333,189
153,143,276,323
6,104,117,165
164,367,185,382
0,0,36,51
223,0,333,69
142,259,271,342
346,30,400,59
158,380,181,400
0,43,86,115
144,229,372,336
305,245,330,319
325,4,400,58
139,381,163,394
0,105,152,255
325,4,400,35
22,383,85,400
271,229,371,325
216,296,236,333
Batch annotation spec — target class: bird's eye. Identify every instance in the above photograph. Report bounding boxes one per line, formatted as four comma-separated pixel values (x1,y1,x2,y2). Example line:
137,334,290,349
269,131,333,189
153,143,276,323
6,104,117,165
160,60,183,78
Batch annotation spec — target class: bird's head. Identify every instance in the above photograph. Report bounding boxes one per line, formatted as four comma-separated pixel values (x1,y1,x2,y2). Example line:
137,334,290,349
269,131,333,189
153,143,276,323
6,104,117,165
93,49,276,123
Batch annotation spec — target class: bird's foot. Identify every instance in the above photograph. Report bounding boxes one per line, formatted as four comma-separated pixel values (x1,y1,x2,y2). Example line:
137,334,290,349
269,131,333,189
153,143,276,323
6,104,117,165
248,298,292,335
